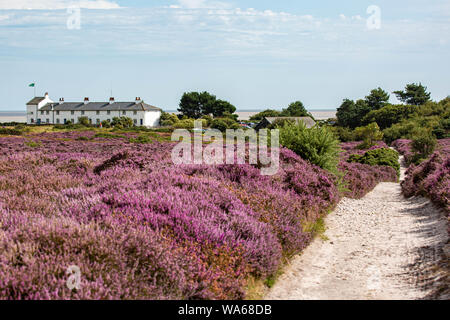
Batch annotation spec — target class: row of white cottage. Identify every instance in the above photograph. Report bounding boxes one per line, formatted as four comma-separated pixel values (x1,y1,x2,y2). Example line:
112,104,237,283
26,93,162,127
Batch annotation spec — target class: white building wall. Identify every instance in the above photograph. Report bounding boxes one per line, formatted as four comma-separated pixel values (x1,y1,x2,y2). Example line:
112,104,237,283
36,109,160,127
144,111,161,127
27,95,53,124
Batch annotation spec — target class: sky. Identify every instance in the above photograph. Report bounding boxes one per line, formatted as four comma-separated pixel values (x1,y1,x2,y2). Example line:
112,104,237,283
0,0,449,111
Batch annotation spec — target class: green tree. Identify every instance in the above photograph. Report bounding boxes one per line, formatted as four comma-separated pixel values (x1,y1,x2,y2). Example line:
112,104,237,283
362,104,418,129
213,100,236,117
281,101,311,117
112,117,133,128
365,87,390,110
278,121,340,173
355,123,384,149
394,83,431,105
178,91,217,119
249,109,282,122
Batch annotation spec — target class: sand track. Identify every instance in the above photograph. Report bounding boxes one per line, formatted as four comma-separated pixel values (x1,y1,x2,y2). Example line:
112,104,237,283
266,157,448,300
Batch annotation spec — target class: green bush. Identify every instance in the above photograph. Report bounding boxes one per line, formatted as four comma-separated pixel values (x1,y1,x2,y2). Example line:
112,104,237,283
348,148,400,176
410,130,437,164
161,112,180,126
111,117,133,128
355,123,384,149
278,121,340,173
0,128,23,135
211,118,240,131
362,104,418,130
78,117,90,126
101,120,112,128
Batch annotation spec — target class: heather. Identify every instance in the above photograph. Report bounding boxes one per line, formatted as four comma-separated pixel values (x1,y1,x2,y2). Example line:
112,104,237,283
338,141,398,199
398,138,450,213
0,131,343,300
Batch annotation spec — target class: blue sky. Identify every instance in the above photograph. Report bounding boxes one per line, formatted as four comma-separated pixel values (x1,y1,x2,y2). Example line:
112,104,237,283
0,0,449,111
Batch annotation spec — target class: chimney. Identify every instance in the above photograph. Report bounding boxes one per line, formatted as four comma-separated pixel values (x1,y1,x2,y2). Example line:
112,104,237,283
59,98,64,104
84,97,89,104
45,92,49,99
135,97,142,103
109,97,115,104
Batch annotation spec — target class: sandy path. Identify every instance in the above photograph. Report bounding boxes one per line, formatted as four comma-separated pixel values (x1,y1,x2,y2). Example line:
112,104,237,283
266,157,448,300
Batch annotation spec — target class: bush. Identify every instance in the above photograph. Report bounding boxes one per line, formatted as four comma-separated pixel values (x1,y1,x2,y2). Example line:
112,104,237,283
211,118,240,131
78,117,90,126
112,117,133,128
410,130,437,164
348,148,400,177
0,128,23,136
161,112,180,126
101,120,112,128
355,123,384,149
362,104,418,129
279,121,340,173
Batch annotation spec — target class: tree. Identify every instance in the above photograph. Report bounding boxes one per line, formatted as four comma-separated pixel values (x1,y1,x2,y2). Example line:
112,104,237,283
281,101,311,117
336,99,370,129
178,92,217,119
355,122,384,149
178,92,237,119
365,87,390,110
394,83,431,106
249,109,282,122
212,99,236,117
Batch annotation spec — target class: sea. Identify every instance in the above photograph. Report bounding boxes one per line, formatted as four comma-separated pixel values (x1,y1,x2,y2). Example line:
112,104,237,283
0,109,337,123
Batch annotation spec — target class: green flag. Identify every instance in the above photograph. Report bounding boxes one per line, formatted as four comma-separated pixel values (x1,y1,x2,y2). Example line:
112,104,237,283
29,83,35,87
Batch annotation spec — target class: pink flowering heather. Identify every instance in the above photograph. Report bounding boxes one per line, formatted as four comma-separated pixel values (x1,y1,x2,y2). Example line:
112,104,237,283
338,141,398,199
0,132,398,299
401,139,450,214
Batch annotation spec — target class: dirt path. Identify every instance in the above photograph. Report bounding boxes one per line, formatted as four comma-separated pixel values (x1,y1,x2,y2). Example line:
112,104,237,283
266,157,449,300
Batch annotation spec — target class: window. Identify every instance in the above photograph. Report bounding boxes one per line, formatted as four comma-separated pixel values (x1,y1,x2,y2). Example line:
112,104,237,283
56,111,60,115
107,111,111,115
64,119,67,124
41,111,44,115
71,111,75,115
30,111,34,115
133,119,137,125
71,119,74,123
37,118,41,124
122,111,126,115
96,111,100,115
56,119,60,124
31,119,34,123
96,119,100,124
81,111,85,115
133,111,137,115
140,119,143,126
89,119,92,124
46,111,49,115
46,119,50,123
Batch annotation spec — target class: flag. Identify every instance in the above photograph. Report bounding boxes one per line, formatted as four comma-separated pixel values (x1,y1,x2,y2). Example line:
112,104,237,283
29,83,35,87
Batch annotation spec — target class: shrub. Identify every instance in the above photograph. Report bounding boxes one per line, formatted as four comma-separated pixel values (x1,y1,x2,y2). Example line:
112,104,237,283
0,128,23,135
211,118,240,131
161,112,180,126
101,119,112,128
112,117,133,128
348,148,400,176
410,130,437,164
355,123,384,149
279,121,340,173
78,116,90,126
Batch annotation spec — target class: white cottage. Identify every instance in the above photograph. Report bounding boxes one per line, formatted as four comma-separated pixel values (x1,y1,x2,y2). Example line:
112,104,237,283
26,93,162,127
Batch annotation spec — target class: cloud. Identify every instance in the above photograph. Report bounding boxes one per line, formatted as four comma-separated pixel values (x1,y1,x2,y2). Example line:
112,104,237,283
0,0,120,10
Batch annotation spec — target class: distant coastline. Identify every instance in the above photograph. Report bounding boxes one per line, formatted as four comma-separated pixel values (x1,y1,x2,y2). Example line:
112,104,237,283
0,109,337,123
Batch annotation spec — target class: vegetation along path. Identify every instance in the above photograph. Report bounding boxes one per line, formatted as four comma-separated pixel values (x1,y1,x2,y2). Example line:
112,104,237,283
266,157,448,300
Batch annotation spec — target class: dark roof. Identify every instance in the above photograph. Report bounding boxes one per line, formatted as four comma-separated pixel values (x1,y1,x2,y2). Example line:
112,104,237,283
39,102,161,112
27,97,46,105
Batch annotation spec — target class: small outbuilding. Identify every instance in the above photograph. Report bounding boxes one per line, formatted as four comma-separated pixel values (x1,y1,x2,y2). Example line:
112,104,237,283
255,116,316,130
